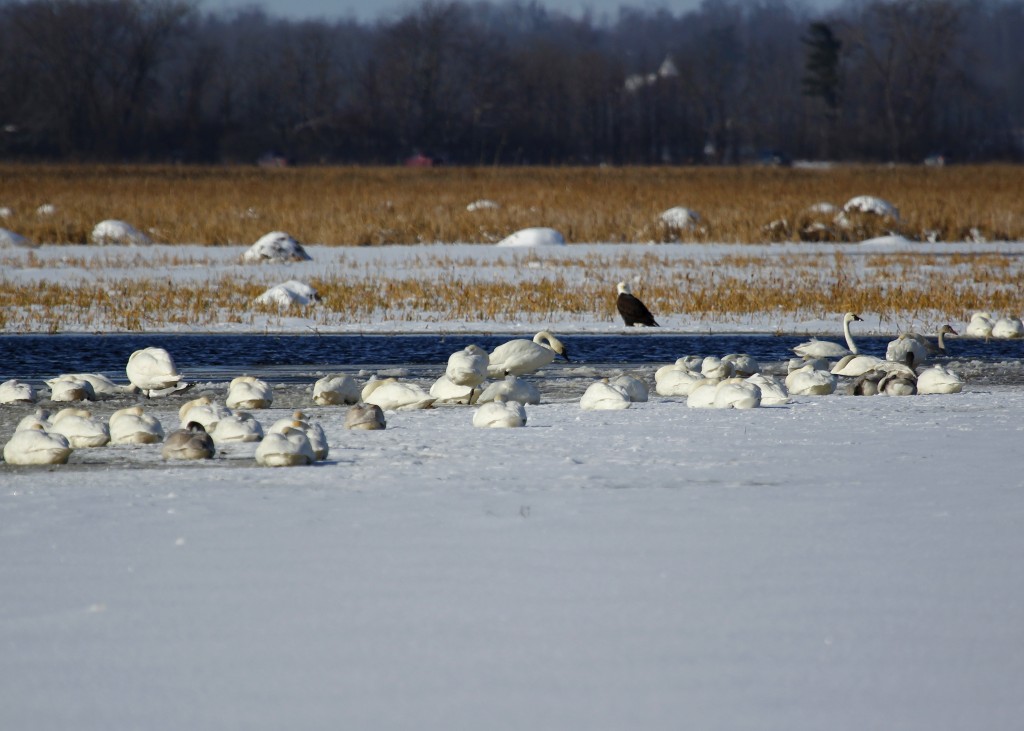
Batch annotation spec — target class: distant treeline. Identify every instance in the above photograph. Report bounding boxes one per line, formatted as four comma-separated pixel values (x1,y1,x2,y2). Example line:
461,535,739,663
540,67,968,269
1,0,1021,164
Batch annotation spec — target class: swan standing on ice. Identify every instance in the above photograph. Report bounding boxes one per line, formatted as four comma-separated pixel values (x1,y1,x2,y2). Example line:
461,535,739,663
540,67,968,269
109,406,164,444
616,282,659,327
3,424,73,465
446,345,489,390
225,376,273,409
473,396,527,428
488,331,569,377
345,403,387,430
792,312,863,358
885,334,928,367
161,422,216,460
965,312,994,338
127,347,185,397
580,381,631,411
477,375,541,405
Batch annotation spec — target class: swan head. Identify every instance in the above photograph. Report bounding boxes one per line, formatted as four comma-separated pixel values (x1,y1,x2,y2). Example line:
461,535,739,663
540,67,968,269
533,330,570,361
844,312,863,324
940,324,958,336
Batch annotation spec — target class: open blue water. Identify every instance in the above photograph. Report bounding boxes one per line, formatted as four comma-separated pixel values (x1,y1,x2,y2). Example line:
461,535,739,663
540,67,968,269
1,333,1021,383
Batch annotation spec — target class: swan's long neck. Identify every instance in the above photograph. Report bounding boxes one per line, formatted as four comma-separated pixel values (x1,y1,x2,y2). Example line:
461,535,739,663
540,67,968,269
936,328,947,351
843,317,859,354
534,331,557,351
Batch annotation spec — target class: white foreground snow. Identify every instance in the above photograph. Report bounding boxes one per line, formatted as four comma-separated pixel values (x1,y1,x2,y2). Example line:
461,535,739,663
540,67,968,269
2,239,1024,730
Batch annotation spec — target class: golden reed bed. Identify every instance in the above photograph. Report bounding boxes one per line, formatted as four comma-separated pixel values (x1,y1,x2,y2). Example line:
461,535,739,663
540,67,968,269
2,164,1023,245
1,164,1022,332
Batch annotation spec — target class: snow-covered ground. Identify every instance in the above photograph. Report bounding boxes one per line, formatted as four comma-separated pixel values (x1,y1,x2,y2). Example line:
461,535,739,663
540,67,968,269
2,240,1024,730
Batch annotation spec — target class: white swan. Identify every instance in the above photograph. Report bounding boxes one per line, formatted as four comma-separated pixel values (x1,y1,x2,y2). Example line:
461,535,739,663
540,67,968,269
477,375,541,405
610,374,649,402
3,424,72,465
211,412,264,443
700,356,735,381
429,374,477,404
446,345,490,389
16,408,52,432
345,403,387,430
745,373,789,405
109,406,164,445
488,331,569,377
179,396,233,430
49,408,110,448
127,347,185,396
712,378,761,409
580,381,631,411
721,353,760,377
473,396,528,428
916,365,964,395
792,312,863,358
46,374,96,402
269,411,328,460
785,363,837,395
225,376,273,409
312,374,361,406
831,354,885,377
991,316,1024,339
0,379,35,404
685,380,718,408
362,378,436,411
255,424,315,466
62,372,132,397
161,422,216,460
885,334,928,366
965,312,994,339
655,366,705,397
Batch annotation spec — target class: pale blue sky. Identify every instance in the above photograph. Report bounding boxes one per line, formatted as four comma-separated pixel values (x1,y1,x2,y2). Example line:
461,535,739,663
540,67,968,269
199,0,843,23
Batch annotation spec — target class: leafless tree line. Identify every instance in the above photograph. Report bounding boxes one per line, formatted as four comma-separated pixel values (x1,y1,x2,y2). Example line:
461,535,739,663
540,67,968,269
0,0,1021,164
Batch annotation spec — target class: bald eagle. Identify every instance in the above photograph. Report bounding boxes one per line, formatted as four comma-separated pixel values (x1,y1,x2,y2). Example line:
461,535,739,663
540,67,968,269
616,282,659,327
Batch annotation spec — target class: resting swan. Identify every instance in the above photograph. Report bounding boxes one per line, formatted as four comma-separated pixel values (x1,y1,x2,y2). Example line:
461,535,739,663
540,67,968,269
792,312,863,358
477,375,541,405
255,423,315,466
49,408,110,448
126,347,186,396
916,365,964,394
472,396,527,428
488,331,569,377
785,363,836,396
161,422,216,460
580,380,631,411
109,406,164,445
3,424,73,465
225,376,273,410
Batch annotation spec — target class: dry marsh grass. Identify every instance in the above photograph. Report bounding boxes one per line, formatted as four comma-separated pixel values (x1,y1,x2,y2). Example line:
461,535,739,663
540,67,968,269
1,164,1023,245
2,248,1021,333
